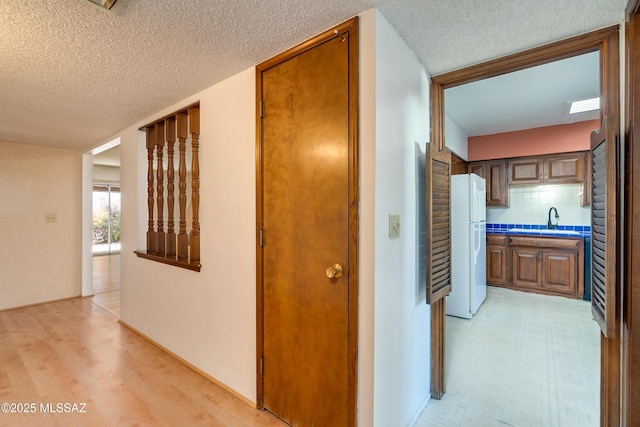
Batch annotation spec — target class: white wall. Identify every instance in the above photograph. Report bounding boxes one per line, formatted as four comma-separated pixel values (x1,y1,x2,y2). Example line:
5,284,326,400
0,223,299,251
111,8,430,426
358,9,377,427
118,67,258,401
445,115,469,160
0,140,82,310
372,10,431,426
487,183,590,225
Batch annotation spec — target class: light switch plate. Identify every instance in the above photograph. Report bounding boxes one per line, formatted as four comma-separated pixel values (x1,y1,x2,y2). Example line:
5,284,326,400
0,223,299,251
45,213,57,223
389,214,400,238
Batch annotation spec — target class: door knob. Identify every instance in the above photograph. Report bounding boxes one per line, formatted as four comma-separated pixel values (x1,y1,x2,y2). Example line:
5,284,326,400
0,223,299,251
326,264,343,279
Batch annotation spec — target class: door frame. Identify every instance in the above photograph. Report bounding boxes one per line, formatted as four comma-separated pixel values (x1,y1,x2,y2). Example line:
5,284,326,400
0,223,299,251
254,18,360,425
624,1,640,424
429,26,621,424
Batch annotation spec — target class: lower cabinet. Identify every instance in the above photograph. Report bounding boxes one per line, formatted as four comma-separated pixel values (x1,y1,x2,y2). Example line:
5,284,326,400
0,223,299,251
512,248,540,288
488,234,584,298
487,235,509,286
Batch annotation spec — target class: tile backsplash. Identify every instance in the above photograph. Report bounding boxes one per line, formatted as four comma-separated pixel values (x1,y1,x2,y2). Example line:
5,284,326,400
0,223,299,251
486,183,590,226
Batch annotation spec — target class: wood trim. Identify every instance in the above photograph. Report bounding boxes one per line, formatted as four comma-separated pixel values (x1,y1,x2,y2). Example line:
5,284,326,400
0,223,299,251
0,296,82,313
429,27,621,413
254,48,264,412
623,4,640,425
134,250,201,272
430,299,445,399
431,26,618,87
118,320,255,408
430,79,445,152
138,101,200,131
254,18,359,425
346,19,360,427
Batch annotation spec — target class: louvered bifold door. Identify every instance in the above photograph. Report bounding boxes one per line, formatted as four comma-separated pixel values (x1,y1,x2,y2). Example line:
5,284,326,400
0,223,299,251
590,116,619,339
425,143,452,304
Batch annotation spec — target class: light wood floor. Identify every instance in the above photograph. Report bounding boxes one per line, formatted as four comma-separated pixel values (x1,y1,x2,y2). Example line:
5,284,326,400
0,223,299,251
90,254,121,317
0,297,286,427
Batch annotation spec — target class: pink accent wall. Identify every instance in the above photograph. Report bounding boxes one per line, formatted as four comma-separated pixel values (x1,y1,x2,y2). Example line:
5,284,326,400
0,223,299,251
467,119,600,161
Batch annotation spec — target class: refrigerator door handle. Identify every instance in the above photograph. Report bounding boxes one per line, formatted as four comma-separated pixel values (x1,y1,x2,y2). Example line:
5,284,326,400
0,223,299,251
473,222,481,260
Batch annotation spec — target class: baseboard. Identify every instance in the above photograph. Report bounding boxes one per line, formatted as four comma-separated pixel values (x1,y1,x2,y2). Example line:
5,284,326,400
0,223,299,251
118,320,256,409
0,295,82,313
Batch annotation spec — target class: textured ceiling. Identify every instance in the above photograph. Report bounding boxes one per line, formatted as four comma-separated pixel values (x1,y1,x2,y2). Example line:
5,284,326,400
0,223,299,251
0,0,627,151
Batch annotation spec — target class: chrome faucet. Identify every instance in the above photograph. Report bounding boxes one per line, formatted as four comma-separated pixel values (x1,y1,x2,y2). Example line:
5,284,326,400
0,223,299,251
548,207,559,229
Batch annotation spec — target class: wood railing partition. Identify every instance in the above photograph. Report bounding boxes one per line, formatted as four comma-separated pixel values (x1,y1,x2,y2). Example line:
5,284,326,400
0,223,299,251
135,102,201,271
146,125,156,255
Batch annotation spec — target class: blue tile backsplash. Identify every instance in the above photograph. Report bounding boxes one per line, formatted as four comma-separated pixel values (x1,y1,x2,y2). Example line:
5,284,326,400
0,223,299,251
487,223,591,238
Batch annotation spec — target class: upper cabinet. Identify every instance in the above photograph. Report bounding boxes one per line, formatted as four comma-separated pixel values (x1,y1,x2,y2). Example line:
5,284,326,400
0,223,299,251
469,151,590,207
507,158,542,184
544,153,586,183
468,160,509,207
508,152,586,185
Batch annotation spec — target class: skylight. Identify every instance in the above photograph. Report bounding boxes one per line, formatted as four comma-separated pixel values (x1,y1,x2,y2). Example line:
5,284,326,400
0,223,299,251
569,97,600,114
87,0,117,10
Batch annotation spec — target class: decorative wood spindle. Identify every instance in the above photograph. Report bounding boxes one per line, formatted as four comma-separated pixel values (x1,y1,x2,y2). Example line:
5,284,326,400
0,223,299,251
155,121,166,257
188,106,200,264
177,111,189,261
165,116,177,258
146,125,156,255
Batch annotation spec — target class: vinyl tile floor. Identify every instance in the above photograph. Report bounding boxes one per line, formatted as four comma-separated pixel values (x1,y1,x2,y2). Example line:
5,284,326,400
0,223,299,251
415,287,600,427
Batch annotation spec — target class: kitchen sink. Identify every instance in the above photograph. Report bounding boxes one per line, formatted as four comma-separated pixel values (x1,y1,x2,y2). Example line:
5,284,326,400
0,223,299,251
508,228,581,235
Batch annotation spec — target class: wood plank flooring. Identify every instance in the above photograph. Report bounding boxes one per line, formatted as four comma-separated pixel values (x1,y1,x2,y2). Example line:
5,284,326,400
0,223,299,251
0,298,286,427
89,254,120,317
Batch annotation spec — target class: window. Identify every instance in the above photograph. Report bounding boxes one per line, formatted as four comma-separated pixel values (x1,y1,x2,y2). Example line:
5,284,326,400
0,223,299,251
135,103,201,271
93,184,121,254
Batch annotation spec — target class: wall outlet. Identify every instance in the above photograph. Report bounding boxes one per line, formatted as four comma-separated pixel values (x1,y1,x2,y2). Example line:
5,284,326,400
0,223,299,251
45,213,57,223
389,214,400,238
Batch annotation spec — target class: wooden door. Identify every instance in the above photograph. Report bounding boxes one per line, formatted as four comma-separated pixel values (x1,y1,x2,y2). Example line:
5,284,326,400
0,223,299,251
591,116,618,338
486,161,509,206
508,158,542,184
541,250,576,294
487,245,508,285
256,20,358,427
511,248,540,288
424,142,451,399
468,161,486,178
544,153,585,183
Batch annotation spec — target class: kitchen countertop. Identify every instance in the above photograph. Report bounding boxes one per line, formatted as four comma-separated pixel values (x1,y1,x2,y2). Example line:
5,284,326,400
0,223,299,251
487,223,590,238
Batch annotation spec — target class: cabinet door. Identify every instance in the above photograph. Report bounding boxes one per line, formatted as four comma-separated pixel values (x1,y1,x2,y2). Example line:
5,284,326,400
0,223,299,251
468,162,486,179
544,153,585,183
541,250,576,294
511,248,540,288
486,161,509,206
508,158,542,184
487,245,508,285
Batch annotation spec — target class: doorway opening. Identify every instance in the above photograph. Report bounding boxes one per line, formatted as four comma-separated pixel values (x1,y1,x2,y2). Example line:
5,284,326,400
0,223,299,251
425,26,620,425
88,140,122,317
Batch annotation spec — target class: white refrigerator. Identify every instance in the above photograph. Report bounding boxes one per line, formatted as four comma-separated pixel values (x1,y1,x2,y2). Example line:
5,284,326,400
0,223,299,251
446,173,487,319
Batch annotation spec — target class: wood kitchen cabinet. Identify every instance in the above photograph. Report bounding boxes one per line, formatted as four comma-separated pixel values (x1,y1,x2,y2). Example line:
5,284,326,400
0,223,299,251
507,235,584,298
507,158,542,184
544,153,585,183
468,161,509,207
486,234,510,286
512,248,540,288
507,152,586,185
